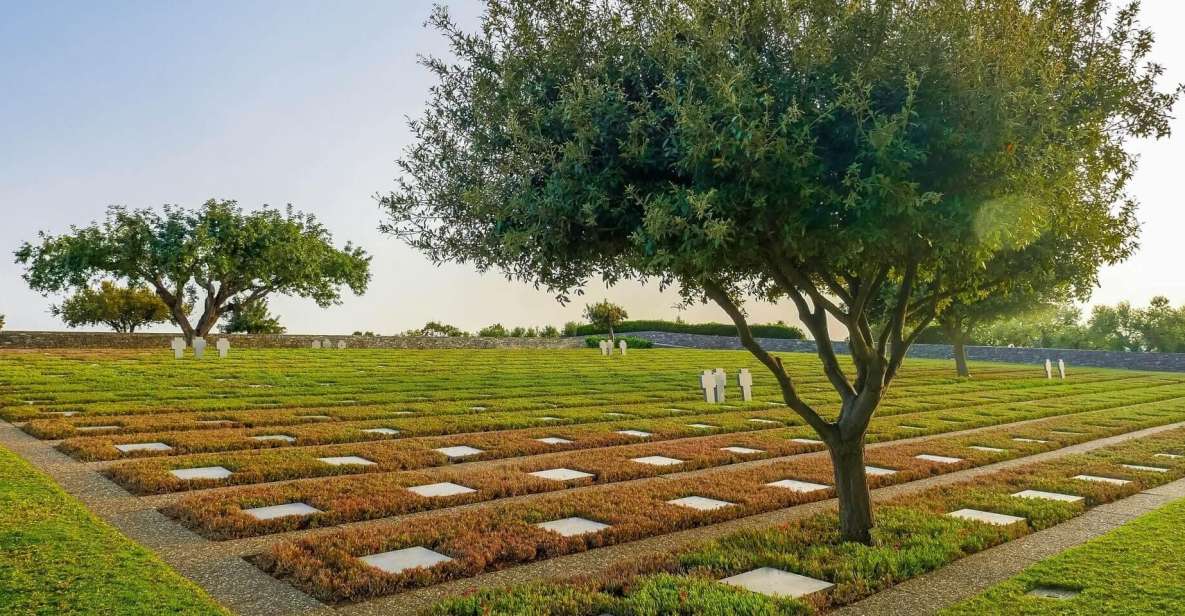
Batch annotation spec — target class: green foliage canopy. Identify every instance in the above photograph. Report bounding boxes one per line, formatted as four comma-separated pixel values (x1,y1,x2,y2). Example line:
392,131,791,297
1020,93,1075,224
219,298,286,335
52,280,177,333
17,199,371,341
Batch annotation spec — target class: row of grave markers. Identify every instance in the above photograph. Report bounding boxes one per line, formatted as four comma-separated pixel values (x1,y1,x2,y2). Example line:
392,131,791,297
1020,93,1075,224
312,339,348,349
1045,359,1067,379
700,368,754,402
171,337,231,359
598,339,628,356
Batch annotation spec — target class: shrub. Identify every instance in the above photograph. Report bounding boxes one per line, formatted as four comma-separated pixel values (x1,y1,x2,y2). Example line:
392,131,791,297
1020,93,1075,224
574,320,805,339
586,336,654,349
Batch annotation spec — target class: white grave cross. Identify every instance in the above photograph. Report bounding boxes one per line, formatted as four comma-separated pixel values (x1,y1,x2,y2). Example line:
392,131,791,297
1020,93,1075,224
618,339,627,356
1044,359,1052,379
216,338,230,358
700,370,716,403
713,368,727,403
170,337,186,360
1057,359,1066,379
192,337,207,359
737,368,753,402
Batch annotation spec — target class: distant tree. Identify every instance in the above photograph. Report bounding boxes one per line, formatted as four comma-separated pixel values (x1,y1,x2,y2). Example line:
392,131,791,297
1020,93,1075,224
562,321,580,337
16,199,371,343
1136,296,1185,353
405,321,469,337
583,301,628,341
52,281,178,333
1084,302,1143,351
220,298,286,334
478,323,508,337
540,325,560,337
383,0,1175,543
0,314,5,330
972,303,1088,350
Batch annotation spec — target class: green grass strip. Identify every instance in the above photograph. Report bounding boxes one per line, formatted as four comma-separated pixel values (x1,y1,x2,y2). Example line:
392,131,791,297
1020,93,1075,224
0,444,227,615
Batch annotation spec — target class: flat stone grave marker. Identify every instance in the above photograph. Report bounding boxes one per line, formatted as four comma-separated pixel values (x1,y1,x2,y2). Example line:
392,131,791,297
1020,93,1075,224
969,446,1008,453
243,502,322,520
767,479,829,493
865,465,896,476
1050,430,1085,436
667,408,690,413
77,425,119,432
749,418,781,425
667,495,733,511
171,337,186,359
616,429,651,438
317,456,375,466
360,546,453,575
169,466,232,480
1073,474,1130,485
947,508,1026,526
216,338,230,358
407,482,476,497
1013,490,1083,503
537,416,561,422
435,445,484,459
899,424,925,430
700,370,716,403
362,428,400,436
713,368,727,403
535,517,610,537
631,455,683,466
686,423,717,430
299,415,332,420
721,446,763,455
196,419,235,426
1013,437,1049,443
1027,586,1080,600
915,454,963,464
251,434,296,443
115,442,172,453
603,412,628,417
1121,464,1169,473
535,437,573,445
1155,453,1183,459
192,338,207,359
737,368,753,401
45,411,78,416
791,438,824,445
469,406,487,411
721,567,834,599
528,468,594,481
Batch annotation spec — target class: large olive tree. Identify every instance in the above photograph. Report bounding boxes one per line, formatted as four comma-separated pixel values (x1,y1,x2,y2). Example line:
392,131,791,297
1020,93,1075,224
18,199,371,342
382,0,1177,542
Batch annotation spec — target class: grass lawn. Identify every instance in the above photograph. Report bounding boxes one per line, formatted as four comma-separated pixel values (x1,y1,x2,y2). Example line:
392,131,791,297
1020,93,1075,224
0,444,227,615
942,495,1185,615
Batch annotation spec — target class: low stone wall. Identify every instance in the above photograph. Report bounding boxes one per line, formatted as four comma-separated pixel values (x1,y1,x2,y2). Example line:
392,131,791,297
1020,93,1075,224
0,331,583,350
627,331,1185,373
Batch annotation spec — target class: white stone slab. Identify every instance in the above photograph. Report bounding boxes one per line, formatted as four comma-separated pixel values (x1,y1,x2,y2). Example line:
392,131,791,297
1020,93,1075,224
632,455,683,467
667,408,690,413
46,411,79,416
1050,430,1085,435
77,425,120,432
1073,474,1131,485
915,454,963,464
529,468,594,481
1013,437,1049,443
360,546,453,574
865,465,896,476
791,438,824,445
968,446,1008,453
169,466,232,480
407,482,477,497
469,406,487,411
603,412,628,417
299,415,332,420
899,424,926,430
686,423,717,429
434,445,484,459
196,419,235,426
242,502,322,520
766,479,829,493
667,496,733,510
362,428,400,435
535,437,573,445
1027,586,1080,600
720,567,834,598
617,430,651,438
318,456,375,466
1121,464,1169,473
748,418,781,425
947,508,1026,526
721,446,763,455
1155,453,1183,459
251,434,296,443
537,416,561,421
1012,490,1083,503
534,516,610,537
115,442,172,453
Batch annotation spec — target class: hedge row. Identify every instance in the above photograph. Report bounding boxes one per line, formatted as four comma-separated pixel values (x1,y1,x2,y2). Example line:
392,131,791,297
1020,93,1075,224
573,320,806,339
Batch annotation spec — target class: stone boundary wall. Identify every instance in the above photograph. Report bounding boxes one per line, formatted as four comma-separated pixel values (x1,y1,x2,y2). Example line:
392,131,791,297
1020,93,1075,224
627,331,1185,373
0,331,583,350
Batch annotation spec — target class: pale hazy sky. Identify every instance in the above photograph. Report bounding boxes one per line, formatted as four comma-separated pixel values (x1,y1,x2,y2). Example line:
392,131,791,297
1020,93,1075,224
1,1,1183,335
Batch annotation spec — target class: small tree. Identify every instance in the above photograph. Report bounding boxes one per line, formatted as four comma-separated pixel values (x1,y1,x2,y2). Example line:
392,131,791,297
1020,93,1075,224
583,301,628,341
405,321,469,337
478,323,508,337
16,199,370,343
383,0,1175,542
52,280,177,333
220,298,286,334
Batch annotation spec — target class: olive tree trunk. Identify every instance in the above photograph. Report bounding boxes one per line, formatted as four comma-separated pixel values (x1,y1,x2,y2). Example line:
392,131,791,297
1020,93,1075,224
952,335,970,377
827,438,873,543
